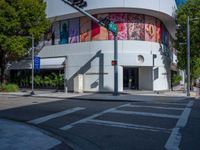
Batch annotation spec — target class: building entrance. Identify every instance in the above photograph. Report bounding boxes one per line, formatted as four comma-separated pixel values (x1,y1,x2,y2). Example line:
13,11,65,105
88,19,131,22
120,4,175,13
123,67,139,90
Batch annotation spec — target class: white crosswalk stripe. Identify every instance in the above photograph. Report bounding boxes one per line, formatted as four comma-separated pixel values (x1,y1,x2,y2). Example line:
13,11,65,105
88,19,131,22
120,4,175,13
87,119,172,133
60,103,130,130
111,109,180,119
145,102,187,106
124,104,184,111
165,101,194,150
28,107,85,124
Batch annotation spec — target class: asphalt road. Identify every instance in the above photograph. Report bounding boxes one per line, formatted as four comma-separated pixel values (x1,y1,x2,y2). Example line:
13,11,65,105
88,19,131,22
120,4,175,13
0,95,199,150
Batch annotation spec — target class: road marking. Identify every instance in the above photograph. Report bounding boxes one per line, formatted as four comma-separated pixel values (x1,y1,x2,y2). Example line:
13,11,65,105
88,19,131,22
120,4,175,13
28,107,85,124
125,104,184,111
165,101,194,150
111,110,180,119
146,102,187,106
60,103,130,130
87,119,171,133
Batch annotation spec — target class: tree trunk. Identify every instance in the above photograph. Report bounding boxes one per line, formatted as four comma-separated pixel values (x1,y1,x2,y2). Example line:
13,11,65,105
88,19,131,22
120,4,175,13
0,51,6,84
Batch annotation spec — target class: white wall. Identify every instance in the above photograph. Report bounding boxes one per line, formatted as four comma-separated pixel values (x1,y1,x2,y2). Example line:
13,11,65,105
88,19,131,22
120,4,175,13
153,66,171,91
139,67,153,90
38,40,171,92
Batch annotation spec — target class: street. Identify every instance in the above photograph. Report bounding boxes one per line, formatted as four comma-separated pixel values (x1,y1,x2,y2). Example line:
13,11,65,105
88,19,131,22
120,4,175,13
0,94,199,150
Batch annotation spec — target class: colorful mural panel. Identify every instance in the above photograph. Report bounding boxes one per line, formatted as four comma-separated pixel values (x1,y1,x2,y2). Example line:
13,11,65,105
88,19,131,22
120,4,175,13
145,16,156,42
128,14,145,40
60,20,69,44
92,14,108,41
156,19,161,43
46,13,171,48
69,18,80,43
109,13,128,40
52,22,60,45
80,17,91,42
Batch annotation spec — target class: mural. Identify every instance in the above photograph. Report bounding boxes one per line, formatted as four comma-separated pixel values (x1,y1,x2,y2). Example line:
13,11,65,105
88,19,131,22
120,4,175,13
80,17,91,42
128,14,145,40
109,13,128,40
156,19,161,43
47,13,171,48
145,16,156,42
52,22,60,45
69,18,80,43
60,20,68,44
92,14,108,41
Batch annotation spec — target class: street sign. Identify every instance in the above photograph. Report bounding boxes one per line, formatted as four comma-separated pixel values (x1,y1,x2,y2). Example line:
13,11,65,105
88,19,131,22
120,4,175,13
111,60,117,66
108,22,118,34
34,56,40,71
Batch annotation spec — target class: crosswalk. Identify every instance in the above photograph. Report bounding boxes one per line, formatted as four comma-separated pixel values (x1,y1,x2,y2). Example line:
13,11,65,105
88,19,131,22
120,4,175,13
27,100,194,150
28,107,85,124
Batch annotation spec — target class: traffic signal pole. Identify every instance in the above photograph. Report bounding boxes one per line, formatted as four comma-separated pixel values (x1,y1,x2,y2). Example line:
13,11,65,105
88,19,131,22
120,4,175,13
62,0,119,96
114,33,119,96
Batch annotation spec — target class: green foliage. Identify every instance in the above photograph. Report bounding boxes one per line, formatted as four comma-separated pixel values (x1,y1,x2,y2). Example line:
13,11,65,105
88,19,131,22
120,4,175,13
175,0,200,80
0,0,50,83
172,74,182,85
34,75,41,87
0,83,19,92
52,73,64,88
34,73,64,88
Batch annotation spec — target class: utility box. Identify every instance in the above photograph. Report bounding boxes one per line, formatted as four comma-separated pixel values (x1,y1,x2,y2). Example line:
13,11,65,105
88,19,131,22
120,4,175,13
74,74,84,93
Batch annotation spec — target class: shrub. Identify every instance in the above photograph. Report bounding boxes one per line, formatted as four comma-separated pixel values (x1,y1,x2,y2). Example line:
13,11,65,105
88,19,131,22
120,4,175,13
172,74,182,86
0,84,19,92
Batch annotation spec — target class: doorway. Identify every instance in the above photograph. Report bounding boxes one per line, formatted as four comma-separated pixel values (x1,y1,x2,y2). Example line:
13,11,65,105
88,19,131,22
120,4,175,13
123,67,139,90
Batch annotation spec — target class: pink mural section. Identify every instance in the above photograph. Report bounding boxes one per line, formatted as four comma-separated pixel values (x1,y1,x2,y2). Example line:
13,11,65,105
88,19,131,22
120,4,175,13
80,17,91,42
92,14,108,41
145,16,156,42
109,13,128,40
156,19,161,43
128,14,145,40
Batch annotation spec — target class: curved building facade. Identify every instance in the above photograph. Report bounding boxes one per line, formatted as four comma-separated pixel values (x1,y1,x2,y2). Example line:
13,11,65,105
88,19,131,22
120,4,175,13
40,0,177,92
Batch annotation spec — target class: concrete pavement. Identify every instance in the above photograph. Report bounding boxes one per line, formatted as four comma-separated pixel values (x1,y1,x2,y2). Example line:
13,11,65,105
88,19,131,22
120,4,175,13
0,89,198,150
0,89,193,102
0,119,62,150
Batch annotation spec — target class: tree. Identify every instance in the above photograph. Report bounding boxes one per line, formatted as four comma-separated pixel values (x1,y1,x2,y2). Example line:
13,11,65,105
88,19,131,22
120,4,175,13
0,0,49,84
175,0,200,81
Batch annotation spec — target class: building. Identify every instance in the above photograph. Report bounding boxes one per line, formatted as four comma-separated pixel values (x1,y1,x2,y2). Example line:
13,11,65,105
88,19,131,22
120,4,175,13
10,0,179,93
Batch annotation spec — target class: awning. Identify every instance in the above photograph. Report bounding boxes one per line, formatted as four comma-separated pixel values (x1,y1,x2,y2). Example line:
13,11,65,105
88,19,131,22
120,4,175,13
8,57,66,70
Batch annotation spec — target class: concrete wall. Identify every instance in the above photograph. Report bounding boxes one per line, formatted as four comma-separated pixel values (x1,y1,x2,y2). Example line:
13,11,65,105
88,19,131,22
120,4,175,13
139,67,153,90
153,66,171,91
39,40,171,92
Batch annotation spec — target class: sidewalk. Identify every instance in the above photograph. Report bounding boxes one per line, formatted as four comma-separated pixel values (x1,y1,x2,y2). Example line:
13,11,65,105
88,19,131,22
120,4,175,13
0,89,192,102
0,119,62,150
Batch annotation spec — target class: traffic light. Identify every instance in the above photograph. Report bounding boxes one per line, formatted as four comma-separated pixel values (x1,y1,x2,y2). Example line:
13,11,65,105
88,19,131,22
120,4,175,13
100,17,111,29
68,0,87,8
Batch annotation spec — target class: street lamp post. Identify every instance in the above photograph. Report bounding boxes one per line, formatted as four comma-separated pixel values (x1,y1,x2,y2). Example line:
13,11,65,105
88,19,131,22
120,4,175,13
187,16,190,96
186,16,199,96
31,35,35,95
